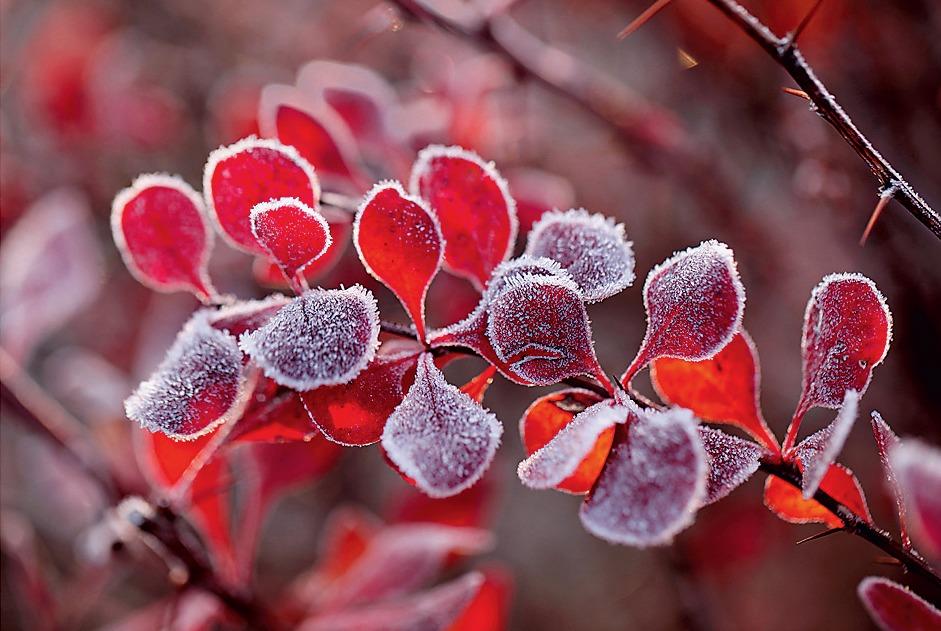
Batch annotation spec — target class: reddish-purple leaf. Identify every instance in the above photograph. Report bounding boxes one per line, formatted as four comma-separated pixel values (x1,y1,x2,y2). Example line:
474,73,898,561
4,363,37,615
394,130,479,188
208,295,291,338
240,286,380,391
111,174,215,301
409,145,517,290
518,400,626,491
870,411,909,548
890,440,941,561
251,197,331,292
354,182,444,342
858,576,941,631
524,209,635,302
301,350,419,447
204,136,320,255
698,426,762,506
231,390,319,443
621,240,744,387
125,311,251,439
793,389,859,498
381,354,503,498
580,407,707,546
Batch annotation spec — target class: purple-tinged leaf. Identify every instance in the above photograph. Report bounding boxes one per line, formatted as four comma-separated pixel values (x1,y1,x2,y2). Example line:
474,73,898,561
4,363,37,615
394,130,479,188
870,411,909,548
858,576,941,631
698,426,762,506
793,389,859,498
890,439,941,561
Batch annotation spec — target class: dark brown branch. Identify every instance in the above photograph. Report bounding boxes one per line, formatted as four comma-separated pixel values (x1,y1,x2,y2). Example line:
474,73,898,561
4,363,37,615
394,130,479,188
704,0,940,239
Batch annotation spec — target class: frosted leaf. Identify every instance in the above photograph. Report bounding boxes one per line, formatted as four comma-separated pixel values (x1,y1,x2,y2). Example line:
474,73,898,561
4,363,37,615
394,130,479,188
301,572,484,631
250,197,331,291
798,273,892,412
870,412,908,547
125,311,248,439
524,208,635,302
208,295,291,338
698,426,763,505
858,576,941,631
409,145,518,289
203,136,320,255
381,354,503,498
240,286,380,391
622,240,744,386
763,462,873,528
579,407,707,546
794,389,859,498
486,273,607,387
890,440,941,561
483,255,567,302
518,400,627,490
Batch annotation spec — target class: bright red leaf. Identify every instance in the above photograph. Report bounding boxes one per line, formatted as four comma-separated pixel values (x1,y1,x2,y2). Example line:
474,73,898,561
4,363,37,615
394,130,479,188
858,576,941,631
204,136,319,255
890,439,941,561
253,207,352,289
250,197,331,292
460,365,497,404
388,477,494,530
447,565,512,631
763,463,872,528
519,389,603,454
354,182,444,342
111,174,216,302
409,145,517,289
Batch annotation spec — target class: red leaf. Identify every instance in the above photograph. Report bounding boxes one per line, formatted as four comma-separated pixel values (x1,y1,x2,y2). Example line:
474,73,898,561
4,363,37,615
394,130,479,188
890,440,941,561
254,207,352,288
524,209,635,302
250,197,331,292
111,174,216,302
125,311,252,439
410,145,517,289
447,565,512,631
763,463,872,528
231,390,318,443
354,182,444,342
381,354,503,498
388,477,494,529
793,389,860,498
459,365,497,404
239,286,380,391
580,407,707,546
698,426,762,505
204,136,320,255
797,273,892,413
300,350,419,446
311,507,381,584
518,400,624,494
651,331,779,452
858,576,941,631
208,295,291,338
621,240,744,387
519,389,604,455
870,412,910,549
259,84,366,188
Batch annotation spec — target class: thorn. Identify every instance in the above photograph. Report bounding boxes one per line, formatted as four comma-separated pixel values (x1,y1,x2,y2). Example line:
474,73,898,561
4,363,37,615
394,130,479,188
617,0,674,40
796,527,843,545
782,87,810,100
860,188,897,245
874,555,903,567
792,0,826,45
677,48,699,70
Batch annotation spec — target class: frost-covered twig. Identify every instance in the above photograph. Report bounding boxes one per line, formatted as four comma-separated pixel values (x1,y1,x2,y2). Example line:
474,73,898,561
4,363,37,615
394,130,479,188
704,0,941,239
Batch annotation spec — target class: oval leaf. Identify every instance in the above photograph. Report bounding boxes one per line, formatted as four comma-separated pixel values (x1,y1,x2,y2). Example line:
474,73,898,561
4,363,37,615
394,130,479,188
381,354,503,498
111,174,216,301
253,207,352,289
251,197,331,291
858,576,941,631
409,145,517,290
699,426,763,506
240,286,380,391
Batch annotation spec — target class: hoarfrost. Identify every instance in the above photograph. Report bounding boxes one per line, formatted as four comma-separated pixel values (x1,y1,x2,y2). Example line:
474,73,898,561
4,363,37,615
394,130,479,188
698,426,762,505
794,389,860,498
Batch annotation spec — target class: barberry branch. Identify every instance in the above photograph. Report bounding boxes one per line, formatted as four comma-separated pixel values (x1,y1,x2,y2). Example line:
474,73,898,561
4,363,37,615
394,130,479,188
703,0,941,239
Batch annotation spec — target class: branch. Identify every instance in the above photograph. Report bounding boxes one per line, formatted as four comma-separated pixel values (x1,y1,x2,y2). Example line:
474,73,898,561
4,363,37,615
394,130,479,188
704,0,941,239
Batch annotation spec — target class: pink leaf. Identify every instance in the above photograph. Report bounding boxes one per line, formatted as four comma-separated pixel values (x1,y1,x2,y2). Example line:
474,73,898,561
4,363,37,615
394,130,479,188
858,576,941,631
793,389,859,498
409,145,517,290
698,426,762,505
204,136,320,255
125,311,252,439
354,182,444,342
621,240,744,387
111,174,215,301
579,407,707,546
517,400,627,490
251,197,331,292
381,354,503,498
890,439,941,561
870,411,909,548
524,208,635,302
239,286,380,391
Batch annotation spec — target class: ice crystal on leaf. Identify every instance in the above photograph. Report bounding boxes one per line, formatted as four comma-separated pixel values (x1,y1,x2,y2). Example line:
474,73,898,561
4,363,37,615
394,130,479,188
208,295,291,338
698,426,763,506
890,440,941,561
381,354,503,498
204,136,320,255
858,576,941,631
250,197,331,290
869,412,908,547
240,286,380,391
793,389,860,498
579,407,707,546
621,240,744,386
524,208,635,302
111,174,216,302
409,145,517,290
354,182,444,342
125,311,249,439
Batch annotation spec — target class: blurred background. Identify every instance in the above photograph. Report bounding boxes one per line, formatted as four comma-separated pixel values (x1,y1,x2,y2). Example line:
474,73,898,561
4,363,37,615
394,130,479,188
2,0,940,629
